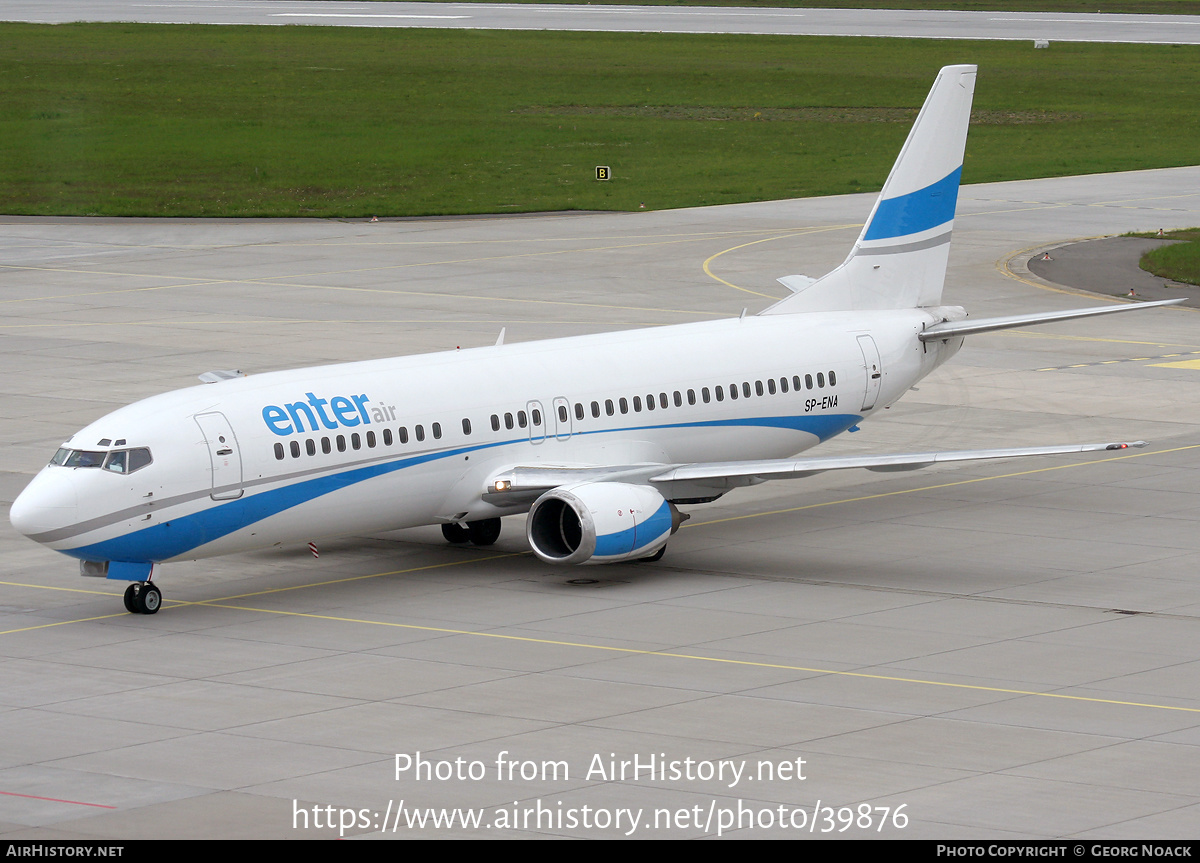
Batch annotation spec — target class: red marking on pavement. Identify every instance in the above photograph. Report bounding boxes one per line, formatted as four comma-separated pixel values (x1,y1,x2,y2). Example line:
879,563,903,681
1,790,117,809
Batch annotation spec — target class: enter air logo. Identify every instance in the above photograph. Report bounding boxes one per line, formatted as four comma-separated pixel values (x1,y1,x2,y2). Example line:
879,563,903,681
262,392,396,436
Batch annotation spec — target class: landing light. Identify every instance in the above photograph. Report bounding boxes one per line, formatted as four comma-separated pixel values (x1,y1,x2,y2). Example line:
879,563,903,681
493,480,511,492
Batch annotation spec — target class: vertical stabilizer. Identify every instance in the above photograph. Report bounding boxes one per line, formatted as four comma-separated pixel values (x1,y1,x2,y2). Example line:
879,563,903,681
762,65,976,315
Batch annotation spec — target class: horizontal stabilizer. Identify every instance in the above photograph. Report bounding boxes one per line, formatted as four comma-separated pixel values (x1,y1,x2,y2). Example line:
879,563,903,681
920,299,1184,342
776,275,817,294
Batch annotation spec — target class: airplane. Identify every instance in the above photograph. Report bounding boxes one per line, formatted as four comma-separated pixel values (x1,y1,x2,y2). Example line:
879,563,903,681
9,65,1183,615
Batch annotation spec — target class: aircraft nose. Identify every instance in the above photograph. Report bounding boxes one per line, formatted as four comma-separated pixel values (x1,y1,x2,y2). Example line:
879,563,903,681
10,469,78,540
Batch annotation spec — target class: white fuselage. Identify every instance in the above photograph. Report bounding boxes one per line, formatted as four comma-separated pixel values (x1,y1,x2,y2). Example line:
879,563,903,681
11,308,956,566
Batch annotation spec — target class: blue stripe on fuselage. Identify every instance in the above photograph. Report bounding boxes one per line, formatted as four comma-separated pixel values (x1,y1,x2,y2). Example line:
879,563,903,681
863,166,961,242
64,412,861,563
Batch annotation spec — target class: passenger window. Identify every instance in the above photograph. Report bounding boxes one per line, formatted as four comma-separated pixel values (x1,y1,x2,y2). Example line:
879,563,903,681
605,399,614,417
687,389,696,405
415,425,425,442
755,381,764,397
322,437,332,454
673,391,682,407
575,403,584,420
491,414,500,432
337,435,347,452
742,382,751,398
531,410,541,426
729,383,738,400
307,439,317,455
351,433,361,450
829,370,837,386
591,401,601,418
462,418,471,435
817,373,825,388
659,393,668,409
505,412,514,430
398,427,409,444
715,385,724,402
559,405,569,423
432,422,442,439
382,429,392,447
805,374,813,390
767,379,776,395
273,444,284,461
518,411,528,428
619,398,628,414
793,375,802,391
780,377,789,393
645,394,655,411
290,441,301,458
633,396,642,412
701,387,710,404
367,431,376,447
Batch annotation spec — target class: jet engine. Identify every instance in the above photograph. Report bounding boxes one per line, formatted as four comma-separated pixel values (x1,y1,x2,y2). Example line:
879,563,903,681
526,481,686,565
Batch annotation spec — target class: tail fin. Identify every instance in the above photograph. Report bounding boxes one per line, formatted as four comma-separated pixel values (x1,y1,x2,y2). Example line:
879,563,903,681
762,64,977,315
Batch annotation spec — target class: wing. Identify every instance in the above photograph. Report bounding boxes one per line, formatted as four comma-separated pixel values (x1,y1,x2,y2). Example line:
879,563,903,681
646,440,1145,500
487,441,1145,565
486,441,1146,504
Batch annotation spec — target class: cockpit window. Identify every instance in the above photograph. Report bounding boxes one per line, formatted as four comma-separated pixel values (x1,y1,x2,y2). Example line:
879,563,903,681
104,451,127,473
64,450,106,468
52,447,152,473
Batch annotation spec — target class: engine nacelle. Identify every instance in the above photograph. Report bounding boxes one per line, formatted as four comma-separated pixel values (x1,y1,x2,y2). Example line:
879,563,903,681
526,481,682,565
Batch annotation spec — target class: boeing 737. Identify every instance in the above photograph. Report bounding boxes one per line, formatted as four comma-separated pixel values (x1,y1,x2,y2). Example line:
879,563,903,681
9,65,1182,614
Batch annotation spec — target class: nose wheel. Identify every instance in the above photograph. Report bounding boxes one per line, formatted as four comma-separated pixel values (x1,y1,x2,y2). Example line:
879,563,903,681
123,582,162,615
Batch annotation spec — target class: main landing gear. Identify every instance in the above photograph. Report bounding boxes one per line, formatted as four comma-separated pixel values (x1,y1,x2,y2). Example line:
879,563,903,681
441,518,502,547
123,581,161,615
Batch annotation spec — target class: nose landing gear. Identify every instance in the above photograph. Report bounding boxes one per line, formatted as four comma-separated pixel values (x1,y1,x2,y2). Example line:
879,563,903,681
123,582,162,615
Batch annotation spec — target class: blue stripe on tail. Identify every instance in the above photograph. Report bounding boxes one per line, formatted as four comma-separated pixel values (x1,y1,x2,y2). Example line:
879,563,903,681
863,166,962,242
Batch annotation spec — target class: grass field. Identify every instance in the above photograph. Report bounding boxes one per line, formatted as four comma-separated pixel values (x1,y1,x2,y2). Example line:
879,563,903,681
1137,229,1200,285
2,24,1199,217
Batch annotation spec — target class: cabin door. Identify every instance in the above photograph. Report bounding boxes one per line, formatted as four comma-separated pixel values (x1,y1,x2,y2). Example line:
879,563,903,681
194,411,244,501
857,335,882,412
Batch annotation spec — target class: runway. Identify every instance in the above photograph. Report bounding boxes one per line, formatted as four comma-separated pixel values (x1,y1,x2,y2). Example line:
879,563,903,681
3,0,1200,44
2,168,1200,838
